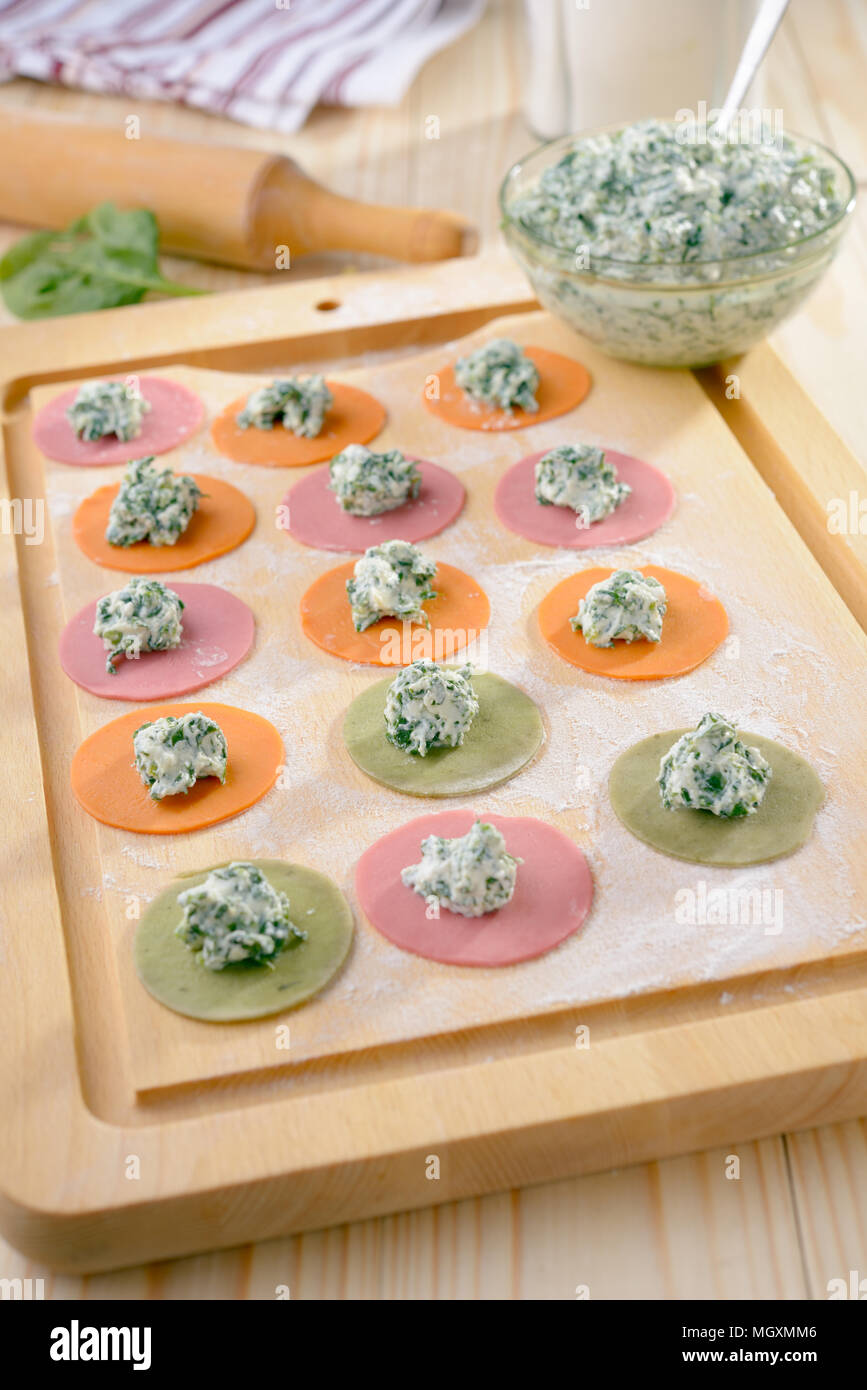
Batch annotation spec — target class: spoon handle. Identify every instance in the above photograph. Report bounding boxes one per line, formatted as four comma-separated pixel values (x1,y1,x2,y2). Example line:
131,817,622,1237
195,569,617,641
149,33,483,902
715,0,790,135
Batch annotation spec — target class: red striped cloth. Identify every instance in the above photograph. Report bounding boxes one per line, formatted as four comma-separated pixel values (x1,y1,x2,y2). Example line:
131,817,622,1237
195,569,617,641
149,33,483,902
0,0,485,131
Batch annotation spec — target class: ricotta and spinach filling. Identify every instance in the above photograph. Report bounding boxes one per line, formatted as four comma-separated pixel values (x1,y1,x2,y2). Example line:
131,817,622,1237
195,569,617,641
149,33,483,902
571,569,666,647
106,456,202,548
401,819,520,918
176,861,306,971
67,379,150,442
236,375,333,437
93,576,184,674
384,659,478,756
346,539,437,632
514,118,842,265
534,444,631,520
329,444,421,516
454,338,539,412
658,713,772,818
506,119,846,367
133,711,228,801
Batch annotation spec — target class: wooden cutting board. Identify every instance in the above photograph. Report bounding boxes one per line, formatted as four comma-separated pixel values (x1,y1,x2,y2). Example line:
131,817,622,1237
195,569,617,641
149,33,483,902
1,258,866,1273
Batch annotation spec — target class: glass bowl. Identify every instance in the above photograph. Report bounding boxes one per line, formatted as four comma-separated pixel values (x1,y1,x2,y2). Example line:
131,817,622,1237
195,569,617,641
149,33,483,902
500,126,856,368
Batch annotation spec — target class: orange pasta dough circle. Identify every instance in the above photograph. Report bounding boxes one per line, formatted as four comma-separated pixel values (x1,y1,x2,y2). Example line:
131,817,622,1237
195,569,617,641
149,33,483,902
70,702,282,835
300,561,491,666
424,346,591,431
210,381,386,466
538,565,728,680
73,474,255,573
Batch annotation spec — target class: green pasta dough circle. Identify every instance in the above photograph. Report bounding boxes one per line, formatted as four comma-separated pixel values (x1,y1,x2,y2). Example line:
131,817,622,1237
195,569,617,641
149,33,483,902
135,859,353,1021
343,672,545,798
609,729,823,866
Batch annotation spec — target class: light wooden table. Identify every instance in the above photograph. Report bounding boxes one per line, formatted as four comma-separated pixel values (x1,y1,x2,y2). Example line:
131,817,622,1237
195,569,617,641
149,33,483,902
1,0,865,1300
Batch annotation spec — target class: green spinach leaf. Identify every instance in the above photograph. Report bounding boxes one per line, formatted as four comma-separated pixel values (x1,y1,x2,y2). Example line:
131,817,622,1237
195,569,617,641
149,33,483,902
0,203,203,319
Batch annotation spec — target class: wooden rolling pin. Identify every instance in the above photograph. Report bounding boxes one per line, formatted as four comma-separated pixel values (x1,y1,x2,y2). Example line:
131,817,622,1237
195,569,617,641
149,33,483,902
0,111,477,270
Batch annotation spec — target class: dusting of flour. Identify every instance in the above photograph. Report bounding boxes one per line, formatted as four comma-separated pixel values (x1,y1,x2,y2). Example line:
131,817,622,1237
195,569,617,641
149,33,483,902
36,345,867,1075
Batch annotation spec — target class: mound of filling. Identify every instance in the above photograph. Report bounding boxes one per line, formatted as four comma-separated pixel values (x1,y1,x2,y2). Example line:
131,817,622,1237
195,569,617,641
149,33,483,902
133,711,227,801
454,338,539,412
67,379,150,442
106,456,202,548
401,819,520,918
534,444,632,520
236,375,332,437
346,539,437,632
571,569,666,647
658,713,772,818
329,444,421,516
93,576,184,674
513,118,843,264
175,861,306,970
384,659,478,756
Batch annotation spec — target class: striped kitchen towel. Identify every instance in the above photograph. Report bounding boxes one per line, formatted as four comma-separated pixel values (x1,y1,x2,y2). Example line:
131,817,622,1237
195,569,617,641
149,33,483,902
0,0,486,132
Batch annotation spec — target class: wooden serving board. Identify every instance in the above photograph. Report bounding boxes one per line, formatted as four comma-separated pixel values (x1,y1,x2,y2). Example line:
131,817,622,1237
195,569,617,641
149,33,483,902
1,258,866,1273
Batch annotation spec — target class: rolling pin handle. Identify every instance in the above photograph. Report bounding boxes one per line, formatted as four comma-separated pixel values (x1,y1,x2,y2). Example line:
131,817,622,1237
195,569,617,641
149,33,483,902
255,160,478,266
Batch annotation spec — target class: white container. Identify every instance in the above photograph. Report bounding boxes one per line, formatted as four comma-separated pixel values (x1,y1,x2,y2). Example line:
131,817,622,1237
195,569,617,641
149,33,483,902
523,0,768,139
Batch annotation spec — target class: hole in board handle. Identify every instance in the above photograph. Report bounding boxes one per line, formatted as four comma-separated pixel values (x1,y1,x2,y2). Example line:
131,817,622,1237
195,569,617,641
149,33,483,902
315,299,341,312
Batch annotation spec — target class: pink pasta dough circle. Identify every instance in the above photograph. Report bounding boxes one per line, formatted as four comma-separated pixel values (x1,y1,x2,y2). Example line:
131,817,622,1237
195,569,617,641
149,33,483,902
33,377,204,465
494,448,675,548
356,809,593,966
59,582,254,701
282,458,465,551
